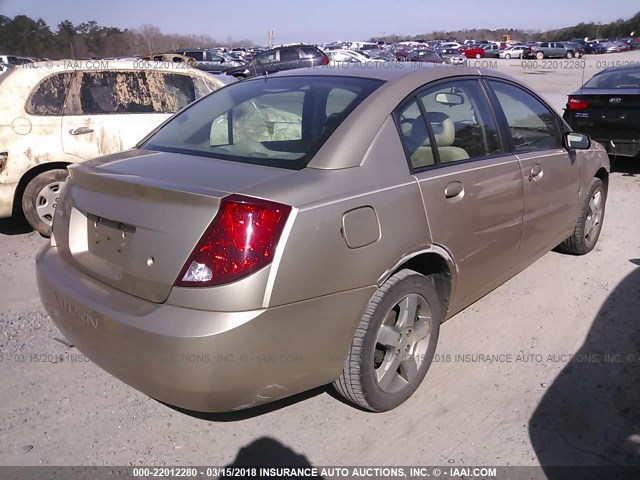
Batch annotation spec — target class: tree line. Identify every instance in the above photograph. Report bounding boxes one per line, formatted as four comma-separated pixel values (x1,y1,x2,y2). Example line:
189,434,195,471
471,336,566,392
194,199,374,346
541,11,640,41
374,11,640,43
0,15,255,59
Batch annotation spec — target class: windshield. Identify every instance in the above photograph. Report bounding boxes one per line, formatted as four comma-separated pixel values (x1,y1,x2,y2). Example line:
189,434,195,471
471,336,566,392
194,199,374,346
143,75,383,169
583,68,640,89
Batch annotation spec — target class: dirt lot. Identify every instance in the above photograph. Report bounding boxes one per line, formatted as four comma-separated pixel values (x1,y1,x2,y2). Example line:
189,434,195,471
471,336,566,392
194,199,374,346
1,52,639,470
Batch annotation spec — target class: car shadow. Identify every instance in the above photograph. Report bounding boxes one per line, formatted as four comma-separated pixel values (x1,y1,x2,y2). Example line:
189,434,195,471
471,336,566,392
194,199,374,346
160,385,329,422
0,216,32,236
224,437,323,475
611,156,640,177
529,260,640,474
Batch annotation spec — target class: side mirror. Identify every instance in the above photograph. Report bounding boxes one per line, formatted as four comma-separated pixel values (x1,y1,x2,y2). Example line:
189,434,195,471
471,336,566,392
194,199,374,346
565,132,591,150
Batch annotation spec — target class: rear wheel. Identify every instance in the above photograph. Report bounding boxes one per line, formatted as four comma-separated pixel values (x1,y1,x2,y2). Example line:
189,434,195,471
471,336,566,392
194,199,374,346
558,177,606,255
334,269,442,412
475,53,481,59
22,169,68,237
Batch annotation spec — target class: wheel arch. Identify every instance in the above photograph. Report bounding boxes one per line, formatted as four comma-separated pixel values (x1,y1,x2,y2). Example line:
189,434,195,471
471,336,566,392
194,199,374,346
13,162,71,216
379,247,456,320
595,167,609,192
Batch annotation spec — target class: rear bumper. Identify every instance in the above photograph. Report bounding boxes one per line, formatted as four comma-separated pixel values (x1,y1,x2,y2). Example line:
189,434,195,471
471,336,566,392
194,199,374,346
36,244,375,412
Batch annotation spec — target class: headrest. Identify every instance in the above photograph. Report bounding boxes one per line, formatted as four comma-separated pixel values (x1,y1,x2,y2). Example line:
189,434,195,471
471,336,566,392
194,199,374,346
427,112,455,147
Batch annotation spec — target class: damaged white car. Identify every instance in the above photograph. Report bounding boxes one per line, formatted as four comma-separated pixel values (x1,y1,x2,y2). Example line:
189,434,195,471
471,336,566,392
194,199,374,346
0,60,226,235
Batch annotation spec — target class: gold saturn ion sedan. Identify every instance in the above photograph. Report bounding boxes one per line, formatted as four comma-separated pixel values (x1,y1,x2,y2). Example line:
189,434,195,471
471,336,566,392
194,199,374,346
37,64,609,412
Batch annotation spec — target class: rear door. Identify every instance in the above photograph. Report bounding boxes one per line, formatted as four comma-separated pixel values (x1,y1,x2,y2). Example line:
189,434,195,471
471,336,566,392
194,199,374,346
61,70,204,161
486,79,580,263
397,78,524,310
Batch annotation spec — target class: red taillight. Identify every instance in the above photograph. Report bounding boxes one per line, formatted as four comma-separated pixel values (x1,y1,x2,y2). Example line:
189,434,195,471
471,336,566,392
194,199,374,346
175,194,291,287
322,55,330,65
568,97,589,110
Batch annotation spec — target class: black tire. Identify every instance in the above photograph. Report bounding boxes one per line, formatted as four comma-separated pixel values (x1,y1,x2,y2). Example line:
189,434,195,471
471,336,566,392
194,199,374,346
536,52,544,60
565,51,574,59
334,269,442,412
22,169,68,237
558,177,606,255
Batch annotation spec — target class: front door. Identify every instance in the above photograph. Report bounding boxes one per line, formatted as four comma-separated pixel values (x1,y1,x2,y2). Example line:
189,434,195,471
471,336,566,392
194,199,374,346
486,80,581,264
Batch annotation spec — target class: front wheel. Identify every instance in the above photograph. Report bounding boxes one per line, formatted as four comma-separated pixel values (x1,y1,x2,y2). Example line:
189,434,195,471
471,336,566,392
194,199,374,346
334,269,442,412
558,177,606,255
475,53,481,59
565,51,574,59
22,169,68,237
536,52,544,60
505,54,511,59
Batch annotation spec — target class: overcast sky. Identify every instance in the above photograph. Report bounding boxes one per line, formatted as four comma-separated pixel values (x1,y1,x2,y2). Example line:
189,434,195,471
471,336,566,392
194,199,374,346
2,0,639,45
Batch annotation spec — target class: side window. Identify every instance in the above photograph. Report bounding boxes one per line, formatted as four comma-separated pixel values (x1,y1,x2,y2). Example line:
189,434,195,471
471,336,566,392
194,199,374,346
256,51,276,64
301,47,321,58
279,48,299,62
66,71,156,115
160,73,196,112
417,80,503,164
396,99,435,169
488,81,562,152
26,72,73,115
184,51,203,61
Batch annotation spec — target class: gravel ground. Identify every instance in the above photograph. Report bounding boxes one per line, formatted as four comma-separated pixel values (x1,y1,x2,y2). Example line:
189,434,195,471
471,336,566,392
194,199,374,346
1,52,639,470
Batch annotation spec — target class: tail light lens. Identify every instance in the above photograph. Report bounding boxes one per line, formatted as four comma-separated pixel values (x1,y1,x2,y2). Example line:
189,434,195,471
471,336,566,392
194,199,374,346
175,194,291,287
568,97,589,110
322,55,330,65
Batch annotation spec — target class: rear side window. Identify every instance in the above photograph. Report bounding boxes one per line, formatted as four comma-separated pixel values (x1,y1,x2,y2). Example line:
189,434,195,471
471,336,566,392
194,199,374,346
161,73,197,112
279,48,299,62
418,80,503,162
143,76,383,169
396,80,503,170
583,68,640,89
66,71,156,115
26,73,73,115
488,80,562,152
184,51,204,61
301,47,321,58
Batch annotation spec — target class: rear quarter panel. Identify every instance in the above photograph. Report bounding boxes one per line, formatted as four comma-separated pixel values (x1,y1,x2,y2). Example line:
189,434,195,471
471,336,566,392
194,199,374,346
254,117,432,307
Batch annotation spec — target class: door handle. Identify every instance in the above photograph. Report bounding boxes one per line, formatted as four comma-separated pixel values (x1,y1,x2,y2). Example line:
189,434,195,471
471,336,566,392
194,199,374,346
444,181,464,199
69,127,94,135
529,164,543,181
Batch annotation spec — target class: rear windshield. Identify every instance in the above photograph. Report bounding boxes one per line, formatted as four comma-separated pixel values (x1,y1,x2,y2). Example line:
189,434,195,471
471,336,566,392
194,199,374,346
583,68,640,89
143,75,383,169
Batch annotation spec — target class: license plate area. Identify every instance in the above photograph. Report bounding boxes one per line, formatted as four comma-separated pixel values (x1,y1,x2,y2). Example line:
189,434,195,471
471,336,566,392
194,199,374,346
87,212,136,262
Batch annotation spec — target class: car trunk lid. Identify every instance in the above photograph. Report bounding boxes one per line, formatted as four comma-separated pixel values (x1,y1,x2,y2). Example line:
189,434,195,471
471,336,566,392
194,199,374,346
53,149,295,303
